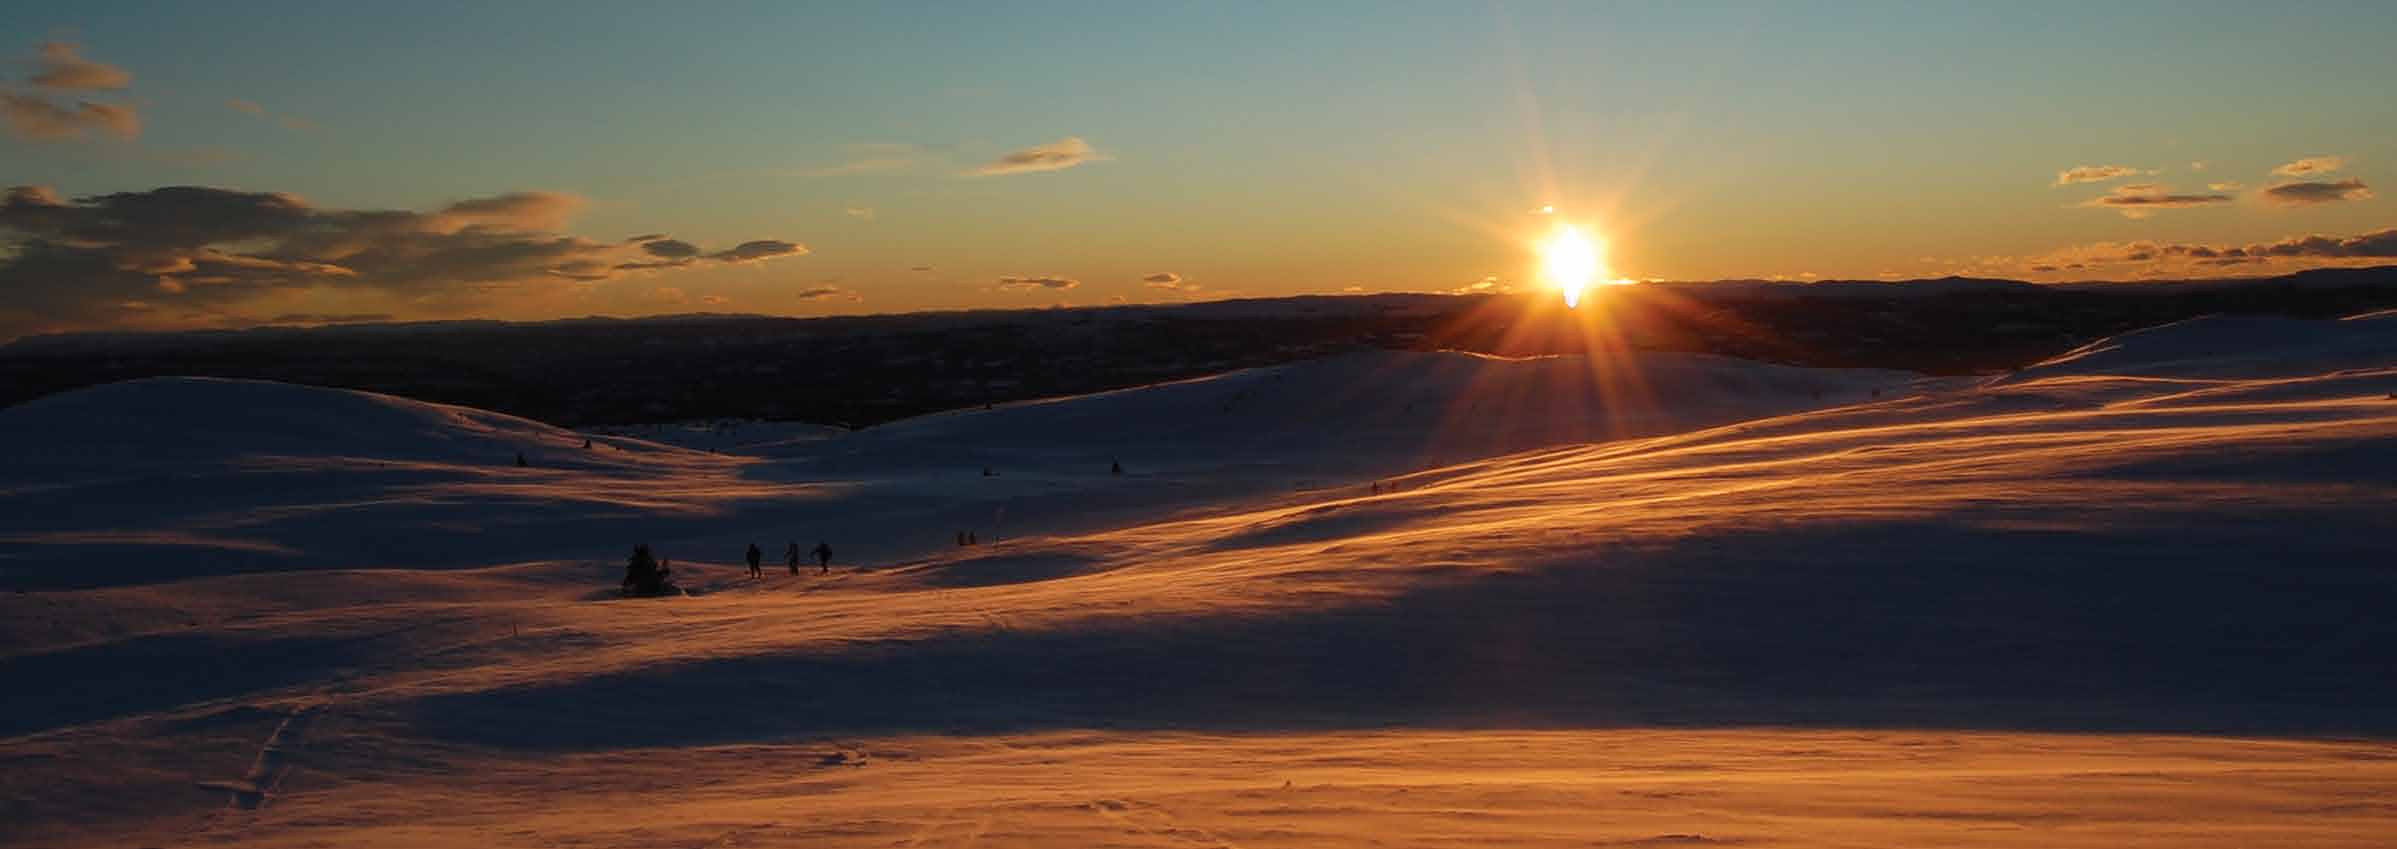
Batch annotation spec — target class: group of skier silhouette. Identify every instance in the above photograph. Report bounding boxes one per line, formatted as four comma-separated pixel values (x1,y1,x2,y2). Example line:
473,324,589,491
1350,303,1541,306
622,540,831,595
745,541,833,578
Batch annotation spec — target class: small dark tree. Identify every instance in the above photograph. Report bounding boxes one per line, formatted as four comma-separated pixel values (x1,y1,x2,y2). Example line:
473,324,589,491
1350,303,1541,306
623,544,674,596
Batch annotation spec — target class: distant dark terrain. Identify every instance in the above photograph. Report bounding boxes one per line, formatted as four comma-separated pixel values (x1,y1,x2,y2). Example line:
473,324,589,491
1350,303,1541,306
5,266,2394,428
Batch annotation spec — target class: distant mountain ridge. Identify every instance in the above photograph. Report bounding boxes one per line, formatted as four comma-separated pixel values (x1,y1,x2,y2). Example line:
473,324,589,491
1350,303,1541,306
7,266,2392,352
3,265,2394,428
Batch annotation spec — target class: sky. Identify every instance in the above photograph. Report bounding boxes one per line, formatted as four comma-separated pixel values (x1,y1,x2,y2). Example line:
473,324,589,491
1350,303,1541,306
2,0,2393,338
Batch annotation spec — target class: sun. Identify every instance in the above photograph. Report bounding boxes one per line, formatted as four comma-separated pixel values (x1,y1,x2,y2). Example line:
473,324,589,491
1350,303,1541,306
1539,224,1607,308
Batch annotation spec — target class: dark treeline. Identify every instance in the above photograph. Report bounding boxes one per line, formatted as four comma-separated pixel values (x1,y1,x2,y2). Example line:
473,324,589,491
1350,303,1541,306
3,266,2393,428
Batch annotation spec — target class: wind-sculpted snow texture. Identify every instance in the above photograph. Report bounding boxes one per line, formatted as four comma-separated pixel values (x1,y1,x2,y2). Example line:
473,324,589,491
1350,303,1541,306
2,315,2394,847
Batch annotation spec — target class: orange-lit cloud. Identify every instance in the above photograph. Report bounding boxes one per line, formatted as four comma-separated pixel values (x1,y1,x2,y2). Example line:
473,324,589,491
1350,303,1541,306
2261,179,2373,206
971,137,1104,176
4,42,138,143
432,191,583,232
1,93,137,141
2031,226,2397,272
2080,183,2231,218
2054,164,2145,186
707,240,806,262
796,285,861,301
28,42,130,91
2272,155,2345,177
997,275,1079,290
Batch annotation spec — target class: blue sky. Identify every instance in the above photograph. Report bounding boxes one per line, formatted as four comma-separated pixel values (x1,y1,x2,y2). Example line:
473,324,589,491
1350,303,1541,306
2,1,2392,336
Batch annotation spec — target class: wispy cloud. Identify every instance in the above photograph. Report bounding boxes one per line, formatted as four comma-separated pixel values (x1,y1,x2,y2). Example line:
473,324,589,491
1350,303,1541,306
2030,226,2397,273
28,41,130,91
3,41,138,144
2054,164,2145,186
971,137,1105,176
435,191,583,232
616,237,807,270
795,285,861,302
2080,183,2231,218
1142,272,1202,292
2272,155,2345,177
1,93,136,141
997,275,1079,290
2261,179,2372,206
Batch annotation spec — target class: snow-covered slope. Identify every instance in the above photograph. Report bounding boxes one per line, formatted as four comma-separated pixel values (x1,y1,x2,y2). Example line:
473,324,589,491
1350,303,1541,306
2001,310,2397,383
4,316,2395,849
0,350,1919,588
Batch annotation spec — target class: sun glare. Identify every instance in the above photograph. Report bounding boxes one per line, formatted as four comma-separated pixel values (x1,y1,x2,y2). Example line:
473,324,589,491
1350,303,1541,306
1540,225,1605,308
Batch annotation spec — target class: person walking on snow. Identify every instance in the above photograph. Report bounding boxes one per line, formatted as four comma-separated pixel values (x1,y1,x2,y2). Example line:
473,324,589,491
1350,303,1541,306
745,543,763,578
812,542,833,573
785,542,801,575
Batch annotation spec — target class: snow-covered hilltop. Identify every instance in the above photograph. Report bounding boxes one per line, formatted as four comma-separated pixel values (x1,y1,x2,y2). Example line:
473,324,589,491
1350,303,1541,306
3,313,2394,848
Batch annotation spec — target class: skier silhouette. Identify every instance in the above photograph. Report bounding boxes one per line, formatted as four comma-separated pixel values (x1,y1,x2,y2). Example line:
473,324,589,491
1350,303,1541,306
785,542,800,575
745,543,763,578
812,542,833,573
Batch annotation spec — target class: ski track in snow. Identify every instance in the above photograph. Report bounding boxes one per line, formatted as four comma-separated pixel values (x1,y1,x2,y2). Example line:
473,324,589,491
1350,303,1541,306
2,314,2396,847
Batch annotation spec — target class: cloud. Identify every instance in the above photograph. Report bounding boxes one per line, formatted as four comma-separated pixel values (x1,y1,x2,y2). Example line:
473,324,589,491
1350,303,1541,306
2029,225,2397,273
844,206,874,220
1144,275,1198,294
2208,181,2244,191
707,240,806,263
616,238,807,271
0,183,805,337
227,99,266,116
2054,164,2145,186
909,265,934,272
2261,179,2373,206
28,42,130,91
434,191,582,232
2238,227,2397,258
971,137,1104,176
795,285,861,302
2080,183,2231,218
997,275,1079,290
640,238,700,259
2,93,137,142
2272,156,2345,177
4,42,138,144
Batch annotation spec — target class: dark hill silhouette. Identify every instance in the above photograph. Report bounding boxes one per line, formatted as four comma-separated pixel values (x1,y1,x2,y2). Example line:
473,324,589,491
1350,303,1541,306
3,266,2393,428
